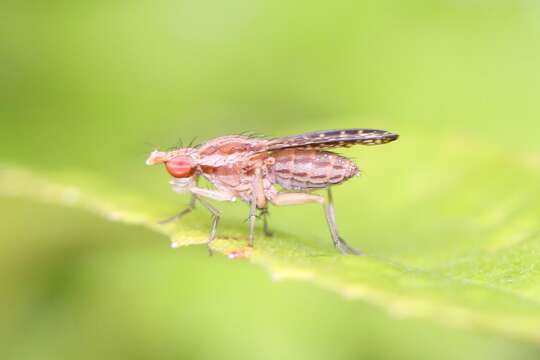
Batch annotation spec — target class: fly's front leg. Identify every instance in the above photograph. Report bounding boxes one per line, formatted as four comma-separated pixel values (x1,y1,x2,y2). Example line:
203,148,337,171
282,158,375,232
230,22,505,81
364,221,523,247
269,190,361,255
165,184,236,255
160,177,201,225
189,187,236,255
158,193,197,225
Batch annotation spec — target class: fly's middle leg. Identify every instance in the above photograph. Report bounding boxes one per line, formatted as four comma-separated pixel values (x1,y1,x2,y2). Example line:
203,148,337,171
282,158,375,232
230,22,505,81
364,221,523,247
248,167,266,247
196,196,221,255
248,199,257,247
259,207,273,237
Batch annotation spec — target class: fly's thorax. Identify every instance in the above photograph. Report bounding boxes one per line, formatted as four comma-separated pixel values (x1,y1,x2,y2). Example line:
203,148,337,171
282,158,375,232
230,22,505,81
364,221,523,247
199,161,256,199
198,154,275,205
270,149,359,190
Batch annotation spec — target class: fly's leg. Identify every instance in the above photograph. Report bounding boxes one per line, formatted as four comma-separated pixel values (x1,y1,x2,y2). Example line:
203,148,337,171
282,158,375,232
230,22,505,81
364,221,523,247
196,196,221,255
248,207,256,247
164,186,236,254
248,167,265,247
189,188,236,255
325,188,362,255
248,192,258,248
260,207,273,237
158,193,197,225
161,177,199,225
269,190,361,255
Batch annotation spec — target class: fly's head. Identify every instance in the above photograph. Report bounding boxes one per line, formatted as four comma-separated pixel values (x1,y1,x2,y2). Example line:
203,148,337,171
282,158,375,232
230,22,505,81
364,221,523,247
146,148,199,179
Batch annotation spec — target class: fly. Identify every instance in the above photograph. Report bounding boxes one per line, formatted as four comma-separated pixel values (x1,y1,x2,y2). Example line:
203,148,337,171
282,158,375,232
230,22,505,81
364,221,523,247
146,128,399,255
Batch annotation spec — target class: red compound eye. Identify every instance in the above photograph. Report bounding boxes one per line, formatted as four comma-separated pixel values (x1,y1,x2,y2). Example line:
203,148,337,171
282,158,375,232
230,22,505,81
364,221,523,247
165,156,195,178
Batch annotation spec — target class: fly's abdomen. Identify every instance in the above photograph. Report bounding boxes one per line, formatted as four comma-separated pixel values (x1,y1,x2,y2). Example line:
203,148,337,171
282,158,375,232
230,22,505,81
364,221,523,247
270,149,359,190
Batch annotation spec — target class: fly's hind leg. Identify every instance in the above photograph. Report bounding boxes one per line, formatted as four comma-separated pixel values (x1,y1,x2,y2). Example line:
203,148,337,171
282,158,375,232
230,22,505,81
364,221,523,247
325,188,362,255
269,190,361,255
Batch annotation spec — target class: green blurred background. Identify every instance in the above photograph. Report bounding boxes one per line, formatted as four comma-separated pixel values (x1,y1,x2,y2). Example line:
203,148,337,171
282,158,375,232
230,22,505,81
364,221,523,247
2,0,540,359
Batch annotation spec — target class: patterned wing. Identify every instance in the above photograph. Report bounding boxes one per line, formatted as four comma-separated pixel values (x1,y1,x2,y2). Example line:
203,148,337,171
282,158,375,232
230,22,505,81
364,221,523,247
263,128,398,152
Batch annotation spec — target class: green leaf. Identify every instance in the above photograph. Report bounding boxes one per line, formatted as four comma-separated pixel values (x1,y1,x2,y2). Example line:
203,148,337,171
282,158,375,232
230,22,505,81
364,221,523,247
3,135,540,343
3,0,540,352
